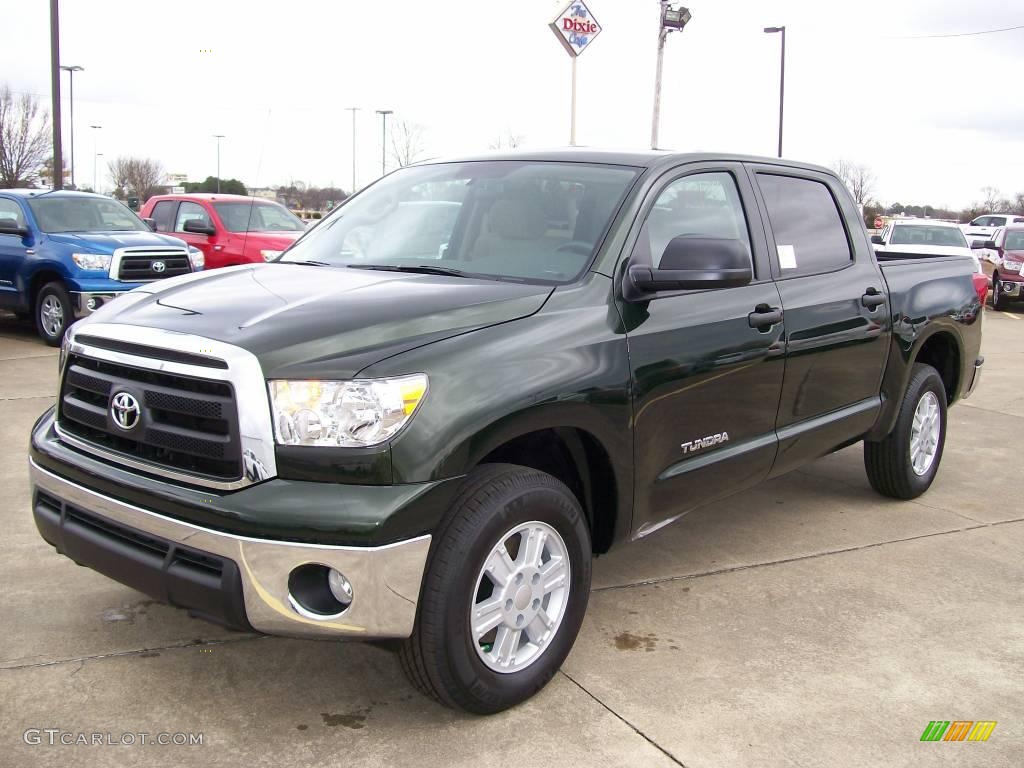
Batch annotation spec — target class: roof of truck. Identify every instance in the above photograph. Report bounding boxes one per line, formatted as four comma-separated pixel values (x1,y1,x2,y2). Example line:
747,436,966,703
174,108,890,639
419,147,837,176
1,188,106,198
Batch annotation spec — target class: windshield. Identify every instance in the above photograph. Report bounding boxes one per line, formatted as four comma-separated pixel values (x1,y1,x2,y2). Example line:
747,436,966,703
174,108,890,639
213,201,306,233
280,161,640,282
27,196,147,233
890,225,967,248
1005,231,1024,251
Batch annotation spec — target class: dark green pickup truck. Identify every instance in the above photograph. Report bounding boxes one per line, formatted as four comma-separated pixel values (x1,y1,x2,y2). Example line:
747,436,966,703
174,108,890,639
30,150,983,713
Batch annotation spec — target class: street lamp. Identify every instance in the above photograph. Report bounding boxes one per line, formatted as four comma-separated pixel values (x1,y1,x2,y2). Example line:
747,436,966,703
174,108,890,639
764,26,786,158
375,110,393,177
59,64,84,187
651,3,691,150
213,134,225,192
90,124,102,192
95,153,103,194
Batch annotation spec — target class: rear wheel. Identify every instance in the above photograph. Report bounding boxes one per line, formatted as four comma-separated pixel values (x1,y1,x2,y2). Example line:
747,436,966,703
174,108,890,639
400,463,591,714
864,363,947,499
35,282,72,346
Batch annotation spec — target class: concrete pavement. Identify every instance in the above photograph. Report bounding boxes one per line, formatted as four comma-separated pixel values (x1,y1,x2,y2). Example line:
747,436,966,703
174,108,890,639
0,308,1020,767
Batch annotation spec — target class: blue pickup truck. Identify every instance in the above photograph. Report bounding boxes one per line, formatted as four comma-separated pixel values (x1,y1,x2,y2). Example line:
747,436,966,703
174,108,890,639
0,189,203,344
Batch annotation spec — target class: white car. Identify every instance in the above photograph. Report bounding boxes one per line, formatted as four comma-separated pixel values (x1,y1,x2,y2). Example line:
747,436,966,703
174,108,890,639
961,213,1024,245
872,219,984,274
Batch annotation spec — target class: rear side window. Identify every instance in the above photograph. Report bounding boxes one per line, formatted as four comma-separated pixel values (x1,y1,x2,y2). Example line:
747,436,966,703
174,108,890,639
150,200,176,232
756,174,852,275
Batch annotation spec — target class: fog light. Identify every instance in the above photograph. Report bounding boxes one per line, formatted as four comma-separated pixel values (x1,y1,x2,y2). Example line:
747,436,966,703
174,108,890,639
287,563,353,619
328,569,354,606
86,297,98,311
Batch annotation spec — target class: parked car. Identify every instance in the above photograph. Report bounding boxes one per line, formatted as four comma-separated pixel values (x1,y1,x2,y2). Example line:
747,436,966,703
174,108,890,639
0,189,201,344
960,213,1024,245
986,226,1024,310
140,193,306,269
30,151,983,714
871,218,987,276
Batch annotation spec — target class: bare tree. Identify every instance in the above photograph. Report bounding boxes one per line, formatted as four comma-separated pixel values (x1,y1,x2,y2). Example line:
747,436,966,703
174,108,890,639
832,158,875,207
389,120,426,168
979,186,1010,212
0,84,51,188
107,156,166,202
1012,192,1024,216
489,129,525,150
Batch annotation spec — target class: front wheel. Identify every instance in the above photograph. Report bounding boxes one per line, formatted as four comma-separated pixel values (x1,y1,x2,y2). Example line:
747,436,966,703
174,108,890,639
35,282,72,346
992,277,1005,311
400,464,592,713
864,363,947,499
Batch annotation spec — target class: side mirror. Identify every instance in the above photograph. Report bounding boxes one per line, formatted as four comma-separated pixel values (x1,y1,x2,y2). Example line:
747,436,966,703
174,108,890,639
142,217,157,231
183,219,216,236
0,220,29,238
870,234,884,245
624,236,751,301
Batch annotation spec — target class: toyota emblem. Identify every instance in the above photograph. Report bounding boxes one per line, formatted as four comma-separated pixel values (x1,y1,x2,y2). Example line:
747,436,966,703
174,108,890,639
151,260,166,273
110,391,141,430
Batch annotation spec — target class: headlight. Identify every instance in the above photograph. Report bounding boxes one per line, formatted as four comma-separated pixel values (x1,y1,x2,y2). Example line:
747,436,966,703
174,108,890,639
260,249,283,262
188,246,205,269
269,375,428,447
71,252,112,271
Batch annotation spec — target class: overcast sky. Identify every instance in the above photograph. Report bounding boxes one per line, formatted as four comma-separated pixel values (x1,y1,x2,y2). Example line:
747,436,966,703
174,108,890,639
5,0,1024,208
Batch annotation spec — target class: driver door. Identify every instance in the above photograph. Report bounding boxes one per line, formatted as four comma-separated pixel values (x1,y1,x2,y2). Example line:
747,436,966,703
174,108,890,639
619,164,785,537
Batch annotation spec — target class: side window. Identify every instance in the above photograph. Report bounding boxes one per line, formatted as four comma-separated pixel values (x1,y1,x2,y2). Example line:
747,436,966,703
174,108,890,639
174,201,211,232
756,174,852,275
0,198,26,229
151,200,177,232
633,171,752,270
1014,218,1024,224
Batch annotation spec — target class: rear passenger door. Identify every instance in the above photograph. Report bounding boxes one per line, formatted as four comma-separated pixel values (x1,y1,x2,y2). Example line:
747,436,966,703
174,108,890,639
747,166,890,477
620,163,786,536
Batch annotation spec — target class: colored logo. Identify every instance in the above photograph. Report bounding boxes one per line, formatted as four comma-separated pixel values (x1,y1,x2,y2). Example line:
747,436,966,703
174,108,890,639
920,721,997,742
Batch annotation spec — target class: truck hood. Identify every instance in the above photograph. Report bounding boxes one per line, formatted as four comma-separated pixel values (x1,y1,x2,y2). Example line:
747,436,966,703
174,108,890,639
84,263,553,378
46,231,187,253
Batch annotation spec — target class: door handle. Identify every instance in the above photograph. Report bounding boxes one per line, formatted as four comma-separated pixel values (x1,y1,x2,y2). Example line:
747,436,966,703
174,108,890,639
748,305,783,329
862,288,886,309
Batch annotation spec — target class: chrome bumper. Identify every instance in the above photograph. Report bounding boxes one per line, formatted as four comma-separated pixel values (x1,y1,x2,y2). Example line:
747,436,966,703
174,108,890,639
30,459,430,639
69,291,126,318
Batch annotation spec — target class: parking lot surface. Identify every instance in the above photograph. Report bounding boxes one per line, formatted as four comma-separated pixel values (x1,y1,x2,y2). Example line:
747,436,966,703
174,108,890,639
1,308,1020,767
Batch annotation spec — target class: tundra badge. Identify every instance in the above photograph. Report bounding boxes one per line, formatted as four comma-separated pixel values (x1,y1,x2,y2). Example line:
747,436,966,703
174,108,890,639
681,432,729,455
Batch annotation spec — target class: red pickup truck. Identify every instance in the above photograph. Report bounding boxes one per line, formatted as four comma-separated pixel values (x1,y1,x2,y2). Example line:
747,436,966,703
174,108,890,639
140,193,306,269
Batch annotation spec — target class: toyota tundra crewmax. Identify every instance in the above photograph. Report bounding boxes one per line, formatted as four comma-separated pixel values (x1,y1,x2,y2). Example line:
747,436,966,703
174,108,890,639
29,151,984,713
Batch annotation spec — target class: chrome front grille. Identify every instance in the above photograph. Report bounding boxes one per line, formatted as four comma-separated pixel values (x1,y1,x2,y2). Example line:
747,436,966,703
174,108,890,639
110,247,191,282
55,324,276,491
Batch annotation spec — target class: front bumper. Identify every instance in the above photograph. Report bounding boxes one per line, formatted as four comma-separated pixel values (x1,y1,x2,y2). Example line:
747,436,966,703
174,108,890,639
69,291,126,318
30,458,431,639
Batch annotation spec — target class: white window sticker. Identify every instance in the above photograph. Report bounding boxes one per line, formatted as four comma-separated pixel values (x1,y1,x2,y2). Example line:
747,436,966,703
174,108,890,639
777,244,797,269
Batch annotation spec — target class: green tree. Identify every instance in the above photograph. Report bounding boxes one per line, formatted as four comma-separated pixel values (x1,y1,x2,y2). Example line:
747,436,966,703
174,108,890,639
183,176,247,195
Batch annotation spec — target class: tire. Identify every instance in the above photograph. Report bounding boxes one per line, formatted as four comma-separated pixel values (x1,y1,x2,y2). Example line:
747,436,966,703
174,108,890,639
35,282,72,346
399,463,592,714
992,276,1004,311
864,363,947,500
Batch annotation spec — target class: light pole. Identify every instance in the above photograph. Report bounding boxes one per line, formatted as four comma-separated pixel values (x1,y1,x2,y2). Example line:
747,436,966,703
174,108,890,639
49,0,63,190
94,153,103,193
90,124,102,192
764,26,786,158
213,134,225,192
346,107,360,192
651,3,691,150
59,65,84,187
375,110,393,177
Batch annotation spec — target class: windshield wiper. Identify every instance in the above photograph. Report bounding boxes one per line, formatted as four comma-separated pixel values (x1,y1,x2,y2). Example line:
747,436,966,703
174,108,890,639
279,259,331,266
346,264,473,278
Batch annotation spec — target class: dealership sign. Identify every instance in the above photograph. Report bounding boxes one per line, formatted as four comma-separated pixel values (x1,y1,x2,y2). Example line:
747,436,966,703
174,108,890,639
549,1,602,57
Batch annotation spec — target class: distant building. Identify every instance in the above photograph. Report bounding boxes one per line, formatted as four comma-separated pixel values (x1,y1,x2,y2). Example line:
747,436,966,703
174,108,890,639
247,187,279,201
